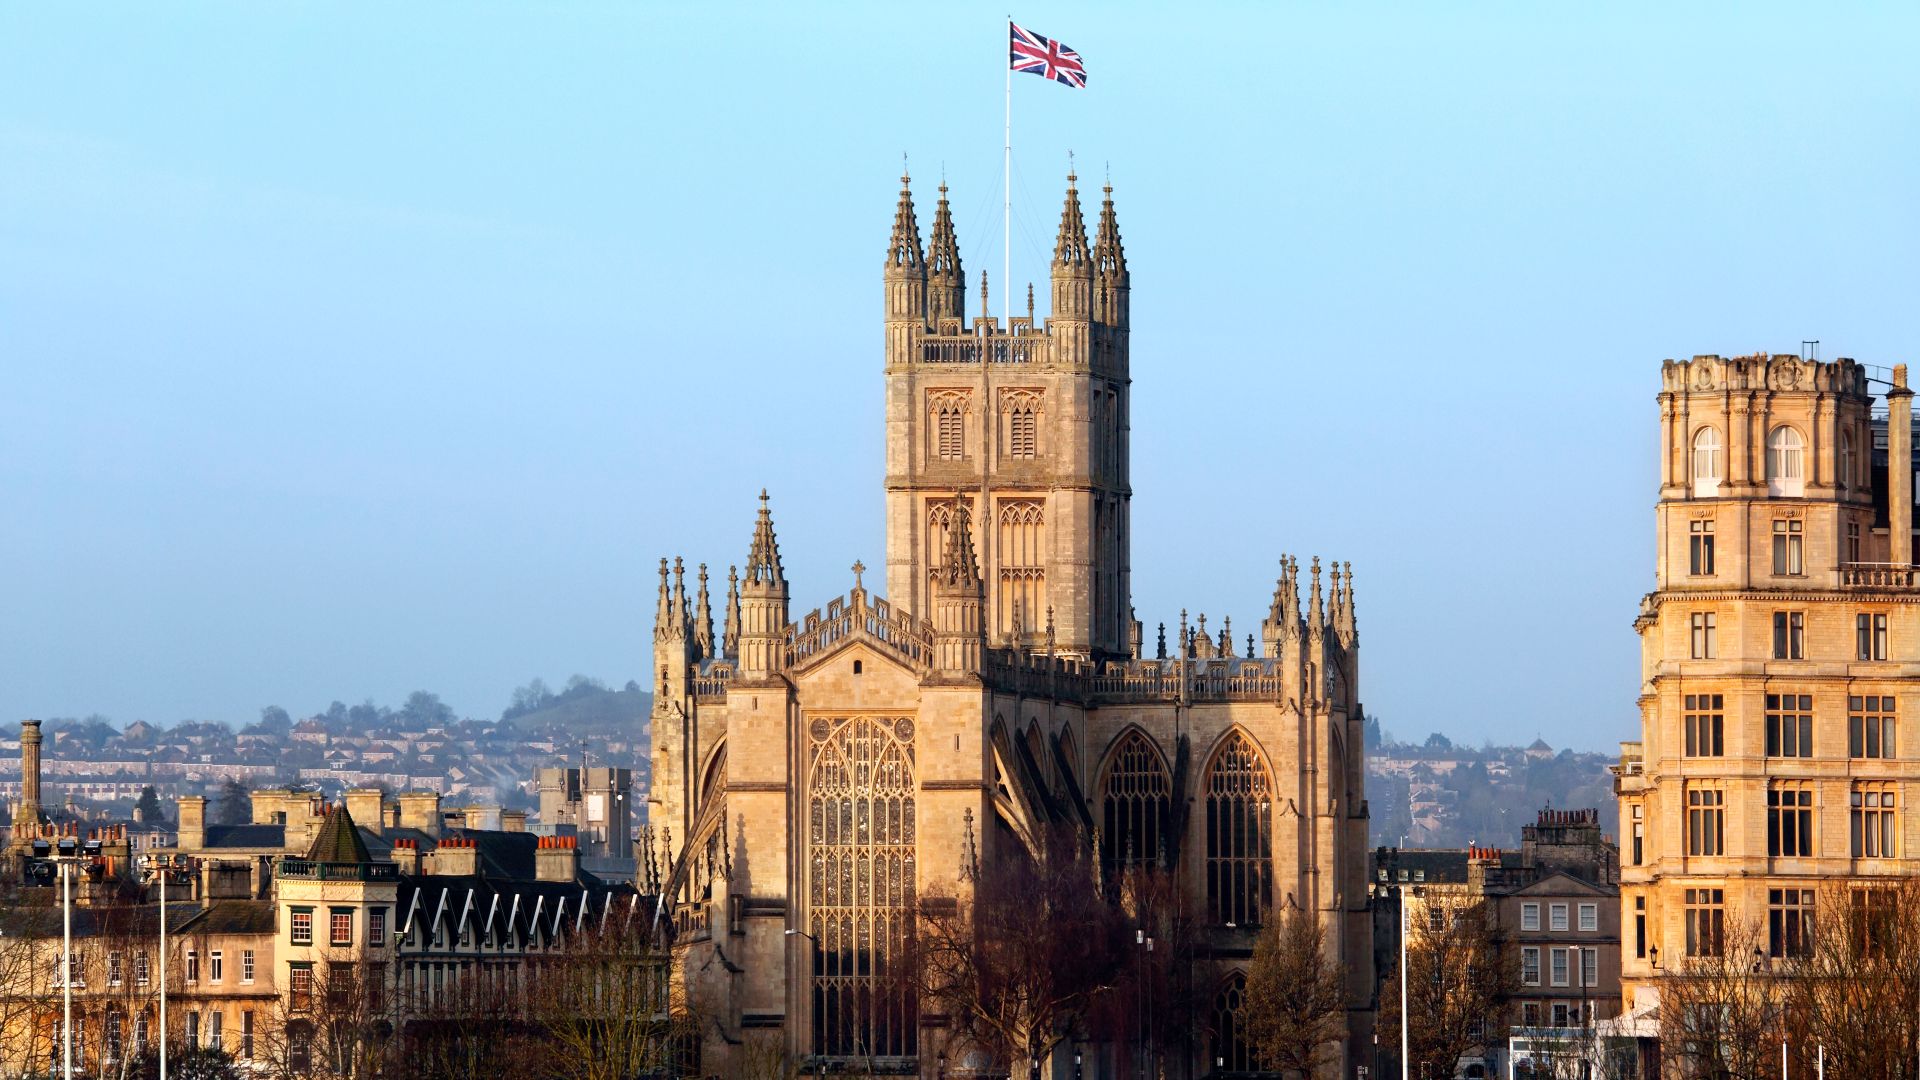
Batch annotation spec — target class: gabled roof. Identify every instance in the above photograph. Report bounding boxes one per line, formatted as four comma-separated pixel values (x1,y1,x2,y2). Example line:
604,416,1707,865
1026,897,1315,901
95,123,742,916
305,803,372,864
1508,869,1616,898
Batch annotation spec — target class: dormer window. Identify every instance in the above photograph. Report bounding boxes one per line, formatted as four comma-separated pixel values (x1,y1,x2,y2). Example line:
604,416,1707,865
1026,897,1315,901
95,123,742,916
1692,427,1722,497
1767,426,1805,497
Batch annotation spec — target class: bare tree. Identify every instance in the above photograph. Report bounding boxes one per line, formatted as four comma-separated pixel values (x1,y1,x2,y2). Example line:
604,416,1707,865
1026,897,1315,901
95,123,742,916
1655,916,1783,1080
519,919,693,1080
1377,895,1517,1080
1244,906,1348,1078
918,823,1128,1076
1782,878,1920,1080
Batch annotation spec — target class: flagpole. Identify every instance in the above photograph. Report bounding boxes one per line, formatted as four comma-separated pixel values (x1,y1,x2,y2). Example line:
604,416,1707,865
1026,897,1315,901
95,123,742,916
1003,17,1011,326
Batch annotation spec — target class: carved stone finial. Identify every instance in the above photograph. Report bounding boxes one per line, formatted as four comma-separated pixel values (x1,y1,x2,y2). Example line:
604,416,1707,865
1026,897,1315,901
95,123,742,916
852,560,866,591
981,270,990,319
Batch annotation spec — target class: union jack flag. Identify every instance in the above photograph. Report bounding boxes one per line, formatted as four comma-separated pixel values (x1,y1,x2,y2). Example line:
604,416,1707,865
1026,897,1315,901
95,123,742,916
1010,22,1086,88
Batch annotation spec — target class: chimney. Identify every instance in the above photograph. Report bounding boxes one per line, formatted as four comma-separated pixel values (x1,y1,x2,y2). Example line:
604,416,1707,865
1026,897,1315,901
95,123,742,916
396,792,442,834
18,720,41,817
345,789,386,836
501,810,527,833
177,796,206,851
536,835,579,882
249,789,292,825
1891,365,1913,567
427,836,478,877
391,837,423,875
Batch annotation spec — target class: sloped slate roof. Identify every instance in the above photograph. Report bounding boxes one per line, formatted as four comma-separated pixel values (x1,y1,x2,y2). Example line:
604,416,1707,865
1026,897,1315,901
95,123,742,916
204,823,287,849
176,899,277,935
305,803,373,864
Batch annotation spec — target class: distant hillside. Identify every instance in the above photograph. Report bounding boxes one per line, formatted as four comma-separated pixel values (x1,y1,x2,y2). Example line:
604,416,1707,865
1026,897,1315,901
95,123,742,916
1366,738,1619,849
508,686,651,741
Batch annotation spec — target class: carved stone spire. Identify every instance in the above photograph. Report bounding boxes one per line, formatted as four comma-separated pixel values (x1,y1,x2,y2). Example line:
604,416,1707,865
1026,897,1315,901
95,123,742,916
884,172,926,329
936,496,983,589
693,563,715,662
1308,556,1326,638
671,557,690,635
1092,182,1130,328
721,565,742,662
1335,561,1358,646
738,492,790,679
1049,172,1093,329
744,490,785,587
926,182,965,323
1052,171,1091,267
652,558,672,641
885,171,924,272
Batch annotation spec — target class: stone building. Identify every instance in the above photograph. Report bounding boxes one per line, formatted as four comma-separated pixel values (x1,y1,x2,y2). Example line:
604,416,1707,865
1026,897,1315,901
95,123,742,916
1372,808,1622,1079
648,172,1375,1076
1615,354,1920,1015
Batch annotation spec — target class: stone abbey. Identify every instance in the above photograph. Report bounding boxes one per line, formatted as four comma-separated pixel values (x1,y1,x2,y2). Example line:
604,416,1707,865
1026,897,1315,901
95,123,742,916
645,172,1375,1076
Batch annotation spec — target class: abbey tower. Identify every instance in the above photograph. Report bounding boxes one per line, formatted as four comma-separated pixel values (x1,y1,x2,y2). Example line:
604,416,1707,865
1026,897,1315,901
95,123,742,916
646,170,1373,1079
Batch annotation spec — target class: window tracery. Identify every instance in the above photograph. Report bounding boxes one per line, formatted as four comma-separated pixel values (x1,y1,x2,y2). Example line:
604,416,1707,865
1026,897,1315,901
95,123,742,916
1000,388,1042,459
1100,729,1170,874
1205,730,1274,926
1210,971,1256,1072
807,715,917,1058
997,500,1045,639
928,390,970,461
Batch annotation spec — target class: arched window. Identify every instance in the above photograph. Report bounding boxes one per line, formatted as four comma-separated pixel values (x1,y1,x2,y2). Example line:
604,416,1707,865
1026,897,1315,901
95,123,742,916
807,715,917,1059
1767,426,1805,496
1841,428,1855,490
1691,427,1722,496
928,390,969,461
1001,389,1042,460
925,500,954,595
997,501,1046,639
1205,731,1274,927
1210,972,1256,1072
1101,730,1171,875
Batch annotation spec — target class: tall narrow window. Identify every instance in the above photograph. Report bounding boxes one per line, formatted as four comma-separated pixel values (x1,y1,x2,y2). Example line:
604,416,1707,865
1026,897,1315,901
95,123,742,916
929,391,969,461
1686,785,1724,855
1689,520,1716,575
1634,896,1647,959
1841,429,1856,490
1001,389,1041,460
1100,730,1171,875
1768,888,1814,958
1765,693,1813,757
1848,520,1863,563
1767,427,1805,496
1692,427,1722,496
1685,887,1725,956
1204,731,1274,927
1209,973,1255,1073
1851,783,1898,858
997,501,1045,640
1850,695,1897,759
1858,613,1889,661
1773,519,1804,575
1768,782,1813,856
807,715,917,1059
1684,694,1724,757
1631,803,1644,866
1690,613,1717,660
1772,611,1805,660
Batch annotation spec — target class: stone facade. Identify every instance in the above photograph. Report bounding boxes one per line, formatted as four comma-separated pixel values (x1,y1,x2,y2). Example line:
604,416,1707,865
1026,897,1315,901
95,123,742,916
1616,354,1920,1012
648,173,1375,1077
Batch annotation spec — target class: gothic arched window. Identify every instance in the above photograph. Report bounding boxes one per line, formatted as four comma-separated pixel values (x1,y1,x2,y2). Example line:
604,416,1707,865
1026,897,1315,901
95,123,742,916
1001,388,1042,460
926,500,954,594
807,716,917,1059
1101,730,1170,874
997,501,1046,639
1209,971,1256,1072
929,390,969,461
1692,426,1722,496
1205,731,1274,927
1767,425,1805,496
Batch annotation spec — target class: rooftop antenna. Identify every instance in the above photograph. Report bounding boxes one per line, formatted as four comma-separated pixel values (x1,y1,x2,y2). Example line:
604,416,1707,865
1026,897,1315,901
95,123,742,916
1802,340,1819,362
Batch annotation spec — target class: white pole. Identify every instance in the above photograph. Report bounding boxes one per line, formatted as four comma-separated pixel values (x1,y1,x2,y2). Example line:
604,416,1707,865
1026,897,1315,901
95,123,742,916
1400,887,1410,1080
62,860,73,1080
1816,1043,1823,1080
159,863,168,1080
1003,18,1011,327
1782,1039,1788,1080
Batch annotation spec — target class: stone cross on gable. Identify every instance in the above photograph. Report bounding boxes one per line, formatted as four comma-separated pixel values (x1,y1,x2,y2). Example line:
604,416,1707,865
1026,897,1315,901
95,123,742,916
851,560,866,591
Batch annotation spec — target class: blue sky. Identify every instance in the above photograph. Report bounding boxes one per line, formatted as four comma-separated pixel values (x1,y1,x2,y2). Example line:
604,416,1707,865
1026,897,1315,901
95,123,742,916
2,3,1915,750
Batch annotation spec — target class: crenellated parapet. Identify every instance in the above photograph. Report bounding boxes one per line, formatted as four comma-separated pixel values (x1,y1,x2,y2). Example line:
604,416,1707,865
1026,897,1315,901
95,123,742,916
1660,352,1871,397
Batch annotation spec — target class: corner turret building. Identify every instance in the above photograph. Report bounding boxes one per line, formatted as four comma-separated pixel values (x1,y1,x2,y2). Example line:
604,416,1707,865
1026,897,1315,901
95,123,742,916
1617,354,1920,1016
648,172,1375,1076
